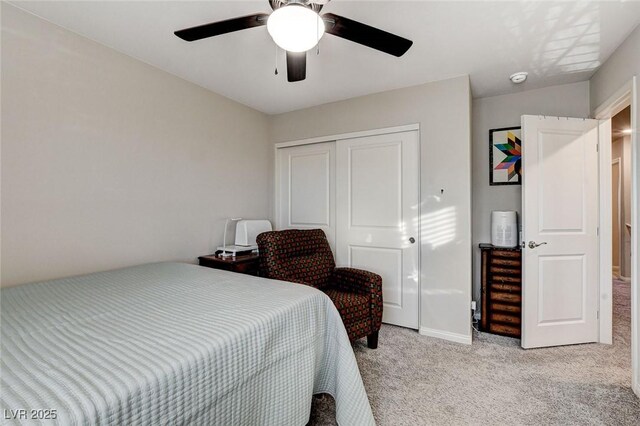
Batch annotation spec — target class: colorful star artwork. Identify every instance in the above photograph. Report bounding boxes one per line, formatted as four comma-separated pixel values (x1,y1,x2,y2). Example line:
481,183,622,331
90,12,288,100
489,127,522,185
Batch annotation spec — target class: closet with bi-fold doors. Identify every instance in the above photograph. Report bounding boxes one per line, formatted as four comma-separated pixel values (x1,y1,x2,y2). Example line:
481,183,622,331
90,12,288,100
275,128,420,329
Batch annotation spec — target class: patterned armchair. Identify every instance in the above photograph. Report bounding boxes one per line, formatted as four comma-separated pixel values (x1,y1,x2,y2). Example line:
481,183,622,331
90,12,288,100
257,229,383,349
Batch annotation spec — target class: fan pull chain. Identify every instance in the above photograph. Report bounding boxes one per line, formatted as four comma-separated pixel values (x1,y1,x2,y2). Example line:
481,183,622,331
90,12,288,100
316,14,320,55
274,45,279,76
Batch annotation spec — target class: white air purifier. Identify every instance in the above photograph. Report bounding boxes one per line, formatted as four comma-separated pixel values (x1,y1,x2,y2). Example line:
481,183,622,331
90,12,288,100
491,211,518,248
217,219,273,256
235,220,272,246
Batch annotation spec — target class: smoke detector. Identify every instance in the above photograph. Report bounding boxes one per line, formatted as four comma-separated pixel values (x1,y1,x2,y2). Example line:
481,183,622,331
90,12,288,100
510,72,528,84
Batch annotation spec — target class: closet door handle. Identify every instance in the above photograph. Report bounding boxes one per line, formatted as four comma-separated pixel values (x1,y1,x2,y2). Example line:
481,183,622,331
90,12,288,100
409,237,416,244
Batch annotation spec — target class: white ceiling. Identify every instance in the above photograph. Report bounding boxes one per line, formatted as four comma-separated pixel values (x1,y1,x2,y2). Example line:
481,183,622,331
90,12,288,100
10,1,640,114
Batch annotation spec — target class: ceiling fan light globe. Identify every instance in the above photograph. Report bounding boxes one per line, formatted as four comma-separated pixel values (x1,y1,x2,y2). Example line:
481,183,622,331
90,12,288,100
267,5,325,53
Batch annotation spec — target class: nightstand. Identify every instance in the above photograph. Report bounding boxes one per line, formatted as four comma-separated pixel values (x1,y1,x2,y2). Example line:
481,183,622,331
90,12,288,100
198,251,260,276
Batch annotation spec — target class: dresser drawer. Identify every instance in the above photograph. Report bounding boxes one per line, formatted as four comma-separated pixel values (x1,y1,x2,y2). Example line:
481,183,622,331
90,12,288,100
490,312,521,325
489,291,521,304
491,249,521,259
491,303,521,314
490,257,521,267
490,283,520,293
489,323,520,337
489,266,520,275
492,275,521,284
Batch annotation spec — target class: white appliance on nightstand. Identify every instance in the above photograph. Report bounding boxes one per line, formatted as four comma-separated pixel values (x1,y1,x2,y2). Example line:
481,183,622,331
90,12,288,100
217,219,272,256
235,220,272,247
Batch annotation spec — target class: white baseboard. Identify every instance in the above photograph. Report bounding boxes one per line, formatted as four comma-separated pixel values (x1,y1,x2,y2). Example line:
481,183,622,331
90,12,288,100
619,275,631,283
419,327,472,345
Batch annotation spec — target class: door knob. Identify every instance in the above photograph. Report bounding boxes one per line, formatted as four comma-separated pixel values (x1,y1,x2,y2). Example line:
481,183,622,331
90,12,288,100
409,237,416,244
528,241,547,249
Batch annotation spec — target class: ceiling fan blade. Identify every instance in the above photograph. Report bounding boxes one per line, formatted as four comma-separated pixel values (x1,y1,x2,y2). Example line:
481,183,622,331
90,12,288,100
322,13,413,57
286,51,306,82
175,13,269,42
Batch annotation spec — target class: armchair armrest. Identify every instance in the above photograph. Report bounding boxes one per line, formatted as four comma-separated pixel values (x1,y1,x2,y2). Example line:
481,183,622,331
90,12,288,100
330,268,382,295
330,268,383,330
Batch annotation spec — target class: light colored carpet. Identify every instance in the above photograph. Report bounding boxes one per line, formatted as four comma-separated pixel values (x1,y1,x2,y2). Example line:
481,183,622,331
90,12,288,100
309,280,639,425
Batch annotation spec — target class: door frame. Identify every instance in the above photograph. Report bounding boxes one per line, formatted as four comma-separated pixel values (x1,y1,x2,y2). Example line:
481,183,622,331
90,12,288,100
594,77,637,395
611,157,622,278
273,123,420,149
274,123,422,327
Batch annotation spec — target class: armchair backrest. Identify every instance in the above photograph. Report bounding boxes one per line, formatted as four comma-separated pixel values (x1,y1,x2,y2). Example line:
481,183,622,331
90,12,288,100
257,229,336,290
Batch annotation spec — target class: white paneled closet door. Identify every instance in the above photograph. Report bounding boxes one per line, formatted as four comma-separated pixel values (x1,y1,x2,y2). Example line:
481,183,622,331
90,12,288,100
276,141,336,249
276,130,420,329
336,131,420,329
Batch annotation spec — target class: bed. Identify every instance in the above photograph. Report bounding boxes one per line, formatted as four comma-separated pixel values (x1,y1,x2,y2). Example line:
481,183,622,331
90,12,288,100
0,262,374,425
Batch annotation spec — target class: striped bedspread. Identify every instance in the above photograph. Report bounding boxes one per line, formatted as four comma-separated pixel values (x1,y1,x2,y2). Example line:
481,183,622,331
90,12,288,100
0,262,374,425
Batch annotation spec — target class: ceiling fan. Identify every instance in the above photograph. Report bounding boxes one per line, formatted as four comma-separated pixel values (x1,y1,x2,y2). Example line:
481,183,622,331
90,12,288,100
174,0,413,83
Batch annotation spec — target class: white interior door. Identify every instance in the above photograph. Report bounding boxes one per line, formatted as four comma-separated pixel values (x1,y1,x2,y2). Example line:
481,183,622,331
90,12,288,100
277,142,336,248
521,115,600,349
336,131,420,329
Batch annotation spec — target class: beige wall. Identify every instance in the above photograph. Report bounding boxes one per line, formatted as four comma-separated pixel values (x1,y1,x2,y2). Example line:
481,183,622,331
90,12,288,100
590,24,640,116
590,23,639,396
1,4,270,286
270,76,473,342
471,82,590,307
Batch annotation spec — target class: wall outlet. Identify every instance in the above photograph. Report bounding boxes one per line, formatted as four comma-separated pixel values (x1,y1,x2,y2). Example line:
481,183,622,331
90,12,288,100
471,301,477,311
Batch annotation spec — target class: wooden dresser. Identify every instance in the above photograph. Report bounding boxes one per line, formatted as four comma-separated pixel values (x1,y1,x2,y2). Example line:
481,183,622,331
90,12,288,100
479,244,522,338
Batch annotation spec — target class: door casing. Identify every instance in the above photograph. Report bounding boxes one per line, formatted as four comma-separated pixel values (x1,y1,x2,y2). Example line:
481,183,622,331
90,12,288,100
594,77,638,396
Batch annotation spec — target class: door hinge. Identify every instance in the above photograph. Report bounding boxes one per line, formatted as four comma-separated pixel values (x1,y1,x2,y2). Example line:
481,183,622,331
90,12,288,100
596,143,599,152
597,227,599,236
597,310,600,320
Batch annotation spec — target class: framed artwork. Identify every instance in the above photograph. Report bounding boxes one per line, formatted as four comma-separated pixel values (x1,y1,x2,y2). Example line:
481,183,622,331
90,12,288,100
489,126,522,185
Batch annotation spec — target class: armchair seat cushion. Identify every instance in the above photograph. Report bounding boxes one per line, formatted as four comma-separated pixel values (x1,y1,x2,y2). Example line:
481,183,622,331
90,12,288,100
324,288,371,324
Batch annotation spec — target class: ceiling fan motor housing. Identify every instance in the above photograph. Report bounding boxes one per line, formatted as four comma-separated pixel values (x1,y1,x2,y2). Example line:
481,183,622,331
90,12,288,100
270,0,325,13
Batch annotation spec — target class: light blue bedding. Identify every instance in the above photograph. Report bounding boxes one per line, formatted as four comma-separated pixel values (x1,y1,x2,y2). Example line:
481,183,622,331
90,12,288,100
0,262,374,425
